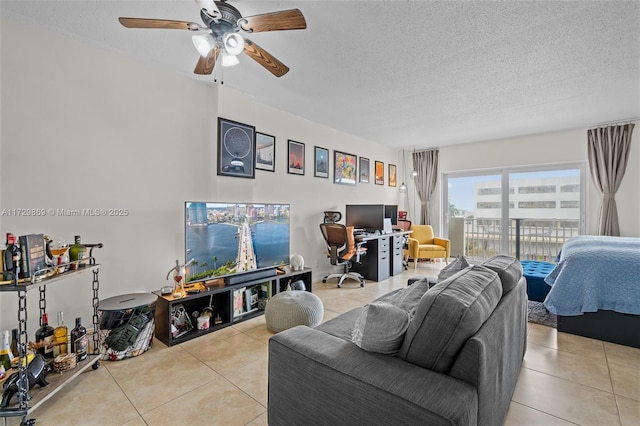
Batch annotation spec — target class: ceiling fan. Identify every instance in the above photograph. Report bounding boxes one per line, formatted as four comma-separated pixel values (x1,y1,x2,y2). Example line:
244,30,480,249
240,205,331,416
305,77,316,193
118,0,306,77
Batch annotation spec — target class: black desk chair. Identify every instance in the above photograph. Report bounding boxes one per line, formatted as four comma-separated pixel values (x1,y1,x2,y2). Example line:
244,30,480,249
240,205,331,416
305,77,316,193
319,223,366,288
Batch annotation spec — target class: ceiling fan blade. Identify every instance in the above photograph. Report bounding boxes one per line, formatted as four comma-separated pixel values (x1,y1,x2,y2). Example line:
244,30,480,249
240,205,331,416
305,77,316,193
195,0,221,19
241,9,307,33
194,45,220,75
118,17,204,31
243,38,289,77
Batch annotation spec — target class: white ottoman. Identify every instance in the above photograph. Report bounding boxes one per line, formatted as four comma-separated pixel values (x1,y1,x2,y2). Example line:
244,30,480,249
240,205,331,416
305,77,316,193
265,290,324,333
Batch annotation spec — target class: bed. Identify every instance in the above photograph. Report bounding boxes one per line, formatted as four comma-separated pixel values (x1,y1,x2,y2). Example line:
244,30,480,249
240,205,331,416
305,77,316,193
544,235,640,348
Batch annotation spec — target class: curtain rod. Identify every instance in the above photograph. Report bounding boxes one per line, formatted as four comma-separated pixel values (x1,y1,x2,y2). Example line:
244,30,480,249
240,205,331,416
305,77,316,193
591,117,639,128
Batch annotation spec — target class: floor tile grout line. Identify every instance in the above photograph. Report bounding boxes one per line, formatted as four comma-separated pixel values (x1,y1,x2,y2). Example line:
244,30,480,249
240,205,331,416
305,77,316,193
520,365,617,396
507,400,581,425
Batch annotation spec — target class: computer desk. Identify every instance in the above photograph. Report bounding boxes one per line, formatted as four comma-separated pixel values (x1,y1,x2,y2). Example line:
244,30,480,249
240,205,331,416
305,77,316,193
351,230,412,282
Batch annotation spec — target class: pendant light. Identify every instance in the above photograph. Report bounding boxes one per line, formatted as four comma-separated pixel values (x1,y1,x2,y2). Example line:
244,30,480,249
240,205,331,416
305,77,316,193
399,149,408,193
410,146,418,178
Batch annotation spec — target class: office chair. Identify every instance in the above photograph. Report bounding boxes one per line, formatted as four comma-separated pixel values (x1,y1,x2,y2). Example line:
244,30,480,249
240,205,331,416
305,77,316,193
319,223,367,287
323,211,342,223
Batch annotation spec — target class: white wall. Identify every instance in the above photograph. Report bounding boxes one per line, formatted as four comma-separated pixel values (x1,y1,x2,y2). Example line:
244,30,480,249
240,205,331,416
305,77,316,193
0,17,397,332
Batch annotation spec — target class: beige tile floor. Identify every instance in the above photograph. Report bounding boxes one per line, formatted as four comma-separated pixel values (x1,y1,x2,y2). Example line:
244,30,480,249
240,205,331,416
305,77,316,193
7,262,640,425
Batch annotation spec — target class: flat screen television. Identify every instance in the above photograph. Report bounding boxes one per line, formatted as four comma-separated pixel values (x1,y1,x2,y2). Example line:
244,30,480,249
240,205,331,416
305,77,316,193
184,202,290,283
345,204,385,233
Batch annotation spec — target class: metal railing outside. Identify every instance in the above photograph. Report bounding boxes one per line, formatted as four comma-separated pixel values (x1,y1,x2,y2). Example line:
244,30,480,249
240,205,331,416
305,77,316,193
458,218,580,262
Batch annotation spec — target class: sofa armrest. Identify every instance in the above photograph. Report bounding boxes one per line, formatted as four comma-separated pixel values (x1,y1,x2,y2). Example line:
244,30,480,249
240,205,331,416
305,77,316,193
269,326,477,425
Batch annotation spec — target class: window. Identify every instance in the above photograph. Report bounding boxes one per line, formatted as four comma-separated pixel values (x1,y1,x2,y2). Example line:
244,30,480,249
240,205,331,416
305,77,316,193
443,163,586,262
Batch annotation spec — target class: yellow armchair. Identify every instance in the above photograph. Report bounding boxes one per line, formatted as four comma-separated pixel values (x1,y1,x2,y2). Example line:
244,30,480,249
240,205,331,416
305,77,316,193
405,225,450,268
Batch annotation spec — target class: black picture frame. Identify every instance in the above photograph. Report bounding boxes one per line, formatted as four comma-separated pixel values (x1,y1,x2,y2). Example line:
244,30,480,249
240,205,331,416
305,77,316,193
359,157,370,183
288,140,305,175
334,150,357,185
314,146,329,178
255,132,275,172
217,117,256,179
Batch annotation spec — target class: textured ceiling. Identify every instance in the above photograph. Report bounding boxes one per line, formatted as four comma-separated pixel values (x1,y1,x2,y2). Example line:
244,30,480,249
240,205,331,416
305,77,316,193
2,0,639,150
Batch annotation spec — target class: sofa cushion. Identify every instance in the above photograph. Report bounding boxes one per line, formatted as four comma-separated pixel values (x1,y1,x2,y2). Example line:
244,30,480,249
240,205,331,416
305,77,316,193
437,255,470,281
398,265,502,373
481,255,523,295
351,302,410,355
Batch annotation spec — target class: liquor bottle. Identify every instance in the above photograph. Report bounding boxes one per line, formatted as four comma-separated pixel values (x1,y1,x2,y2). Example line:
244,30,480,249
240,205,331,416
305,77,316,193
3,233,21,281
10,328,19,360
35,313,55,359
70,317,88,362
53,312,68,357
0,330,11,371
68,235,86,270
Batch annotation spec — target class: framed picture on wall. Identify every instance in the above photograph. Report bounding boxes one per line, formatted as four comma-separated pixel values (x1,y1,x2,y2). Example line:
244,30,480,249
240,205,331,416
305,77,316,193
375,161,384,185
255,132,275,172
288,140,305,175
217,117,256,179
334,150,357,185
314,146,329,178
359,157,370,183
388,164,397,187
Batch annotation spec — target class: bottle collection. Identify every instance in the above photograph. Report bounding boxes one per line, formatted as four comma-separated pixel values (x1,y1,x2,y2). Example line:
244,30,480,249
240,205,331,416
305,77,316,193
0,233,88,283
0,314,89,378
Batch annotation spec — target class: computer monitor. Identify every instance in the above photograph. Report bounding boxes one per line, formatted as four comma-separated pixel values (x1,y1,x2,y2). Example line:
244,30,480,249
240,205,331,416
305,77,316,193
384,205,398,225
345,204,385,233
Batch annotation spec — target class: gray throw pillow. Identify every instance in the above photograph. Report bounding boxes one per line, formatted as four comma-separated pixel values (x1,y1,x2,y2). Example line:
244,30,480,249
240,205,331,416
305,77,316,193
352,302,410,355
437,255,470,281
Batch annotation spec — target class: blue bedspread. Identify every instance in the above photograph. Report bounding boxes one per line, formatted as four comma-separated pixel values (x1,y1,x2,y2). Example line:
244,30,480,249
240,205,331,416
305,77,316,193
544,235,640,316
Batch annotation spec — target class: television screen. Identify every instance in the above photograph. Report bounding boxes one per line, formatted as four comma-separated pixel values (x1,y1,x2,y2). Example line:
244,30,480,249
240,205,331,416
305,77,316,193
345,204,385,232
185,202,290,283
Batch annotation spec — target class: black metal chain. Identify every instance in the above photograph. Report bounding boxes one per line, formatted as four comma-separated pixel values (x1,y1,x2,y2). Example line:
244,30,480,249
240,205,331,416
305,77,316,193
92,268,100,354
17,290,29,411
38,285,46,326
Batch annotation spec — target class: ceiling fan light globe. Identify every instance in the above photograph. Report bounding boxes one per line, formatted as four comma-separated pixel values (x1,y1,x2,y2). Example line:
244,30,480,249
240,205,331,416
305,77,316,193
223,32,245,56
192,33,216,57
221,52,240,67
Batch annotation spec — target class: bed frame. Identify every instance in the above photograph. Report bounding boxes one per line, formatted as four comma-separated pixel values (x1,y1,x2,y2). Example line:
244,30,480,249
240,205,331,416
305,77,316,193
557,310,640,348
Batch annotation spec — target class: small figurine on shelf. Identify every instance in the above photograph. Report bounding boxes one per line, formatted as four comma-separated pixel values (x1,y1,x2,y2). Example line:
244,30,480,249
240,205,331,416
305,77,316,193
165,259,194,299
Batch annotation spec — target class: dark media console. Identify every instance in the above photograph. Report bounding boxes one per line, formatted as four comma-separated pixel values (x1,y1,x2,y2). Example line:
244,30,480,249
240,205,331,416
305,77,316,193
153,266,312,346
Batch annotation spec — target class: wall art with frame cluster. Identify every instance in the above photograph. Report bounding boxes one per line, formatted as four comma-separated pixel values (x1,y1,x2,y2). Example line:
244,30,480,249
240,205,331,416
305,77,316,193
217,117,397,187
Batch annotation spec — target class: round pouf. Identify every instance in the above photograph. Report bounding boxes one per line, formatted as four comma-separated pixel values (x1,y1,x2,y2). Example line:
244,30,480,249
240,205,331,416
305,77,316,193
265,291,324,333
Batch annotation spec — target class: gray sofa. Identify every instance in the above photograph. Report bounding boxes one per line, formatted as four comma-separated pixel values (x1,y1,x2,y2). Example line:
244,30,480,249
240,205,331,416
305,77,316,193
268,256,527,425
